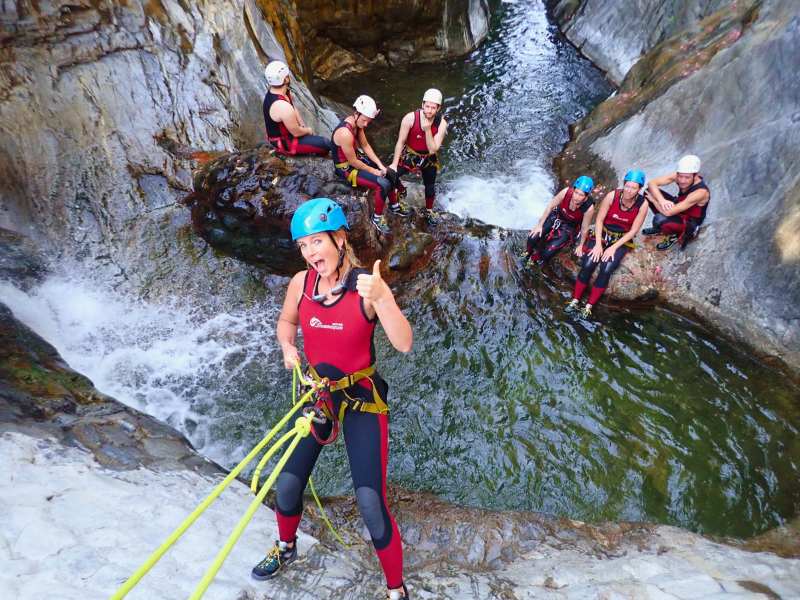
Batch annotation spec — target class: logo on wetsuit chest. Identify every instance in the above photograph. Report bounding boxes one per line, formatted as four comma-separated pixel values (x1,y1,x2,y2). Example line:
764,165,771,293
310,316,343,331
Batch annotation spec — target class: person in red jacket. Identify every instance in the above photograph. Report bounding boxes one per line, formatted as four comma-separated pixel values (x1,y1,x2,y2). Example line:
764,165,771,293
251,198,412,600
642,154,710,250
389,88,448,226
263,61,331,155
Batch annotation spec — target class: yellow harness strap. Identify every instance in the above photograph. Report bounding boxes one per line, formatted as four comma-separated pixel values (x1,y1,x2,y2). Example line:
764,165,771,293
307,364,390,420
334,162,359,187
602,226,635,249
402,146,441,171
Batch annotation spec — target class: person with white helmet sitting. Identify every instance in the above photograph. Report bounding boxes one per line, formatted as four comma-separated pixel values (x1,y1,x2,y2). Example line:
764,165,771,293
263,60,331,156
332,95,410,234
642,155,710,251
388,88,448,226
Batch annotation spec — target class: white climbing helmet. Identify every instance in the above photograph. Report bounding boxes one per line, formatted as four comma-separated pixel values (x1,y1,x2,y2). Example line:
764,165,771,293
265,61,290,86
422,88,443,105
677,155,701,174
353,95,379,118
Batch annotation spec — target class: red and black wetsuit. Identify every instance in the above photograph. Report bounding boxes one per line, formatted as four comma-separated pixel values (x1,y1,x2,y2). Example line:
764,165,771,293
274,269,403,588
331,120,396,215
394,110,443,210
263,90,331,155
573,191,646,305
526,188,595,261
648,177,710,246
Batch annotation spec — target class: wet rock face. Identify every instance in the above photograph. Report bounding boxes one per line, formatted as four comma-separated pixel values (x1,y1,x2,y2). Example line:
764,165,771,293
0,0,335,284
552,0,800,372
183,150,460,279
547,0,737,84
255,0,490,82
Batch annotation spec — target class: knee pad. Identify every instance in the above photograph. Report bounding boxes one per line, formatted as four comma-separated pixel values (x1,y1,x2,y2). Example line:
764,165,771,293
276,472,304,515
424,183,435,199
378,177,391,200
652,213,668,228
355,486,388,545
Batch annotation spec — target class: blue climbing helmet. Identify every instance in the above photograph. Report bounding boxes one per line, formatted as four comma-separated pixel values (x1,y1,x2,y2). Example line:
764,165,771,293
573,176,594,194
291,198,349,240
624,170,646,187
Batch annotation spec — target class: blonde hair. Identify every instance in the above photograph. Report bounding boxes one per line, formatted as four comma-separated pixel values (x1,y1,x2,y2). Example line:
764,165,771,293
302,227,362,272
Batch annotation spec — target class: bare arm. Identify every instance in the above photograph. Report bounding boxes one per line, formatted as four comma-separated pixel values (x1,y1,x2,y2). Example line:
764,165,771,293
334,128,381,175
424,117,447,154
277,272,305,368
270,101,311,137
357,261,412,353
576,205,595,255
660,188,709,216
646,173,677,212
358,129,386,173
390,113,414,170
530,188,567,236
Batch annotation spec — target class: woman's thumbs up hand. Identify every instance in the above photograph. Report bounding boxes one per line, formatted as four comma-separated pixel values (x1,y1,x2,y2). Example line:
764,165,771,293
356,260,389,303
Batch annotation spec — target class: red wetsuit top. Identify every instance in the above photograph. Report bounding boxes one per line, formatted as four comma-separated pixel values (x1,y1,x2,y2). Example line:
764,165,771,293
297,268,379,397
674,178,710,223
604,190,646,233
263,90,294,141
556,188,595,224
331,120,359,166
406,110,441,154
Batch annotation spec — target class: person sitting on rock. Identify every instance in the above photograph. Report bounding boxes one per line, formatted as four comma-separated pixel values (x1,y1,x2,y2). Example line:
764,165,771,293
642,154,710,251
565,170,648,319
251,198,412,600
388,88,448,227
520,176,596,267
263,61,331,156
332,95,411,234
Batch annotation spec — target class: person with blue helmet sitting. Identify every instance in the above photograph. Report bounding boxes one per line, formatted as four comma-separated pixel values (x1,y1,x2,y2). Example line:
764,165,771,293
251,198,413,600
520,176,596,267
565,170,648,319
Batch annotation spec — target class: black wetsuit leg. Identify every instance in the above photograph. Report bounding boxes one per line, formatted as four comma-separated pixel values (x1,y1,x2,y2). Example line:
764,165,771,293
526,212,557,254
539,222,577,260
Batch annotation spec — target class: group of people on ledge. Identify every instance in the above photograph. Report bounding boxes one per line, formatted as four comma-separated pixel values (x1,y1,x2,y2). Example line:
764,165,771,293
262,60,447,233
521,156,710,319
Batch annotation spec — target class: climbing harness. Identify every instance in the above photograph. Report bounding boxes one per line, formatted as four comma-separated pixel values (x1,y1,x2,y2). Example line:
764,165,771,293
109,361,350,600
399,146,440,172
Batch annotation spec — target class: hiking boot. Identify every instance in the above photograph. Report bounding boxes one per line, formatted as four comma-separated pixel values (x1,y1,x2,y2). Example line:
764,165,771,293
372,214,391,234
642,226,660,236
396,187,408,202
388,202,413,217
386,584,410,600
579,305,593,320
564,299,580,314
252,538,297,581
656,235,678,251
424,208,439,226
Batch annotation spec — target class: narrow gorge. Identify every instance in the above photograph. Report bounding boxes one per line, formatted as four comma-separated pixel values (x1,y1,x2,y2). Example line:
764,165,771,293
1,0,799,599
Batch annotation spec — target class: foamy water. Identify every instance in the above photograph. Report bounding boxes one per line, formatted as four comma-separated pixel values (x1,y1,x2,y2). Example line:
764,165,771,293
440,159,555,228
0,278,281,464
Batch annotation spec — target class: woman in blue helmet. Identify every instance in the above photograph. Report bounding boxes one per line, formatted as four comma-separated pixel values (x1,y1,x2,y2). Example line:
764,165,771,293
520,176,596,267
251,198,412,600
565,170,648,319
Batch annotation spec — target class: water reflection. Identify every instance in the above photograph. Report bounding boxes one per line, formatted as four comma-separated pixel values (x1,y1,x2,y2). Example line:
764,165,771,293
322,0,614,228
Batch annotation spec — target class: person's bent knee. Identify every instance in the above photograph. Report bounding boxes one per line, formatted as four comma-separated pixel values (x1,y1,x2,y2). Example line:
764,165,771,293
652,213,668,228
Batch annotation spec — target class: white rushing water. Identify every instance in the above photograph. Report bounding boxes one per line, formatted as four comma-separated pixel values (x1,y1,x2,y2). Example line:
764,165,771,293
0,277,282,465
440,159,556,229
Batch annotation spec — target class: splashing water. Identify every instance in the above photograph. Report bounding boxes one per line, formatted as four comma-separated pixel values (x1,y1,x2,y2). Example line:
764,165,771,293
0,278,284,465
